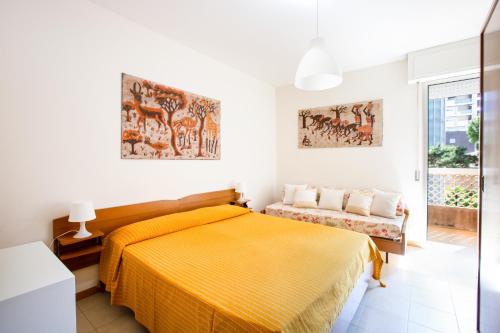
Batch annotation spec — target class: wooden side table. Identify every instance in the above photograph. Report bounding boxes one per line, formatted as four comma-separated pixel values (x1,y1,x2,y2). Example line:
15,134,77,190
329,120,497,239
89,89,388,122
230,199,251,209
54,230,104,271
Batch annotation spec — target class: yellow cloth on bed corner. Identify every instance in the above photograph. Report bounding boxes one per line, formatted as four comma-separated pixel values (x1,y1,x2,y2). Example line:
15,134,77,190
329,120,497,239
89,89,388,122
100,205,383,333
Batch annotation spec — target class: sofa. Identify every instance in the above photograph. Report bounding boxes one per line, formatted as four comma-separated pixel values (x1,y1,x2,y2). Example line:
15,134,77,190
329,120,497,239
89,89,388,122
264,187,409,263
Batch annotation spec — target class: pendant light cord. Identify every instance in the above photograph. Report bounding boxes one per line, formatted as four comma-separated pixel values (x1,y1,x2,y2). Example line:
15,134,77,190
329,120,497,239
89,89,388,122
316,0,319,38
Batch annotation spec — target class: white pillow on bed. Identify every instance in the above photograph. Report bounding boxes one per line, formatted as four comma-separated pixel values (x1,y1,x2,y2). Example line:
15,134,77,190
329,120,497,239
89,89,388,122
371,191,401,218
346,192,373,216
293,188,318,208
318,188,344,211
283,184,308,205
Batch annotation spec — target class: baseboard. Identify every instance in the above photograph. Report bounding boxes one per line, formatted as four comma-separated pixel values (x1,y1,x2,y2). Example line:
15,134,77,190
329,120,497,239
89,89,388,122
76,286,100,300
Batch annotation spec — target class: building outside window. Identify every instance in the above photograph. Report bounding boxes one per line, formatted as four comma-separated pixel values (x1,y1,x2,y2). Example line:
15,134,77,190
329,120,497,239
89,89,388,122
428,78,480,154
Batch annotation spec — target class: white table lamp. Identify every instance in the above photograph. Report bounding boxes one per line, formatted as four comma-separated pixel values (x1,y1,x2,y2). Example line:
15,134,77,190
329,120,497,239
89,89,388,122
69,201,96,238
235,182,247,204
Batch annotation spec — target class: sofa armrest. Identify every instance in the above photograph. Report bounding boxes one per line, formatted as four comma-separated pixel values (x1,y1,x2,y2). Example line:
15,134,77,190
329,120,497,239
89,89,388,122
401,209,410,234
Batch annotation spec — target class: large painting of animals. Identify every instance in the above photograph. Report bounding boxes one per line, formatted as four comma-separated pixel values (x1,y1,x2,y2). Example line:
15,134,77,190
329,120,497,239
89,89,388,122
121,73,221,159
298,99,383,148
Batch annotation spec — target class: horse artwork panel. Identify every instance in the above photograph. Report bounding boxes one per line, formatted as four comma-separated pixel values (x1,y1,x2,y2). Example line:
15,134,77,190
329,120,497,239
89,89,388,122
121,73,221,160
298,99,383,148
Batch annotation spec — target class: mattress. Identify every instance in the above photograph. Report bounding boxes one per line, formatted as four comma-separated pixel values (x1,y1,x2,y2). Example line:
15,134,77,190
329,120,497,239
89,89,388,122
265,202,404,240
99,205,384,333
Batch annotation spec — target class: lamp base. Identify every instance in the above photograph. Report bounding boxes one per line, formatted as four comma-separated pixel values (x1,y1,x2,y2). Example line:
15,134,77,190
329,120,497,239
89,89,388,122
73,221,92,238
237,194,247,204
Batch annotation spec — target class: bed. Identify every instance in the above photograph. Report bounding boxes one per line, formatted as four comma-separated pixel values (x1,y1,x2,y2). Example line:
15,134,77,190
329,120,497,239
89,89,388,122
53,189,385,333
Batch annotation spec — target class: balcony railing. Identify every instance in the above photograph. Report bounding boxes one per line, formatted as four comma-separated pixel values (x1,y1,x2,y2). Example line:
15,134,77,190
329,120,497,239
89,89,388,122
428,168,479,208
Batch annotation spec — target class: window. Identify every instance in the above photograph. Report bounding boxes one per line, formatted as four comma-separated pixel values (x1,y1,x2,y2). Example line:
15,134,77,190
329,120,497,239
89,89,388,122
428,78,480,154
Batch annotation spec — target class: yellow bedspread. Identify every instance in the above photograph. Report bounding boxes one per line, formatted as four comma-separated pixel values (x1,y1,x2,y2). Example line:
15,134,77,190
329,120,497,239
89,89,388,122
100,205,383,333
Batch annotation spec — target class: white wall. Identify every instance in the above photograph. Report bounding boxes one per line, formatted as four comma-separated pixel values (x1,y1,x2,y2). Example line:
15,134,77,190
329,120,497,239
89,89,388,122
276,60,425,242
0,0,276,289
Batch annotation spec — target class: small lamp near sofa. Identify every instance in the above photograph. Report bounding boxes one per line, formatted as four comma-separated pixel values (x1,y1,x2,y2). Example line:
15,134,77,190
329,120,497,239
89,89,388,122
69,201,96,238
235,182,248,204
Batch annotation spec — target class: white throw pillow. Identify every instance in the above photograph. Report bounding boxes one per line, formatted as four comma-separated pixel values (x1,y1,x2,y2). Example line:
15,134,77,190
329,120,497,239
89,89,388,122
283,184,308,205
342,189,373,209
346,192,374,216
318,188,344,211
373,188,405,216
371,191,401,218
293,189,318,208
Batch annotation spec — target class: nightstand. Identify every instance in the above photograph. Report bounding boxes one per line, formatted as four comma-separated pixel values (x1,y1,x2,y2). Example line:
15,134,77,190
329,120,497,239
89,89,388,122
54,230,104,271
231,199,251,209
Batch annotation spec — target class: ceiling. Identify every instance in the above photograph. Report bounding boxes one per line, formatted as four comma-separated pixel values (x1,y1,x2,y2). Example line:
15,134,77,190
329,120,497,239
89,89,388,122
91,0,493,87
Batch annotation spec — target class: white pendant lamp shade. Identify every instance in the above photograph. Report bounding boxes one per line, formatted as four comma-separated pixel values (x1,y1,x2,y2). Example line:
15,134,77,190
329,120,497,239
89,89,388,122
295,37,342,91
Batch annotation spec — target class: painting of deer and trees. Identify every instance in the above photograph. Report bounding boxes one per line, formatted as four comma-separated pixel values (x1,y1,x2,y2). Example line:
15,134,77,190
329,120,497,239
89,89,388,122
298,99,383,148
121,73,221,159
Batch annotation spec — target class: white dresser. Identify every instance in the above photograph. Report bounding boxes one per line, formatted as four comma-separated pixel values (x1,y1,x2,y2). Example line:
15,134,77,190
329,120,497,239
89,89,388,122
0,241,76,333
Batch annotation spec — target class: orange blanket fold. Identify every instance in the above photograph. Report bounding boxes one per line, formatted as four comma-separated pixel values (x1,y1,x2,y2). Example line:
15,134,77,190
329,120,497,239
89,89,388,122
99,205,383,333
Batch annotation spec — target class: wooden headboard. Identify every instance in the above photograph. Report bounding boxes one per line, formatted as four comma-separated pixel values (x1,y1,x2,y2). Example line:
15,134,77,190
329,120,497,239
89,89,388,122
53,188,238,238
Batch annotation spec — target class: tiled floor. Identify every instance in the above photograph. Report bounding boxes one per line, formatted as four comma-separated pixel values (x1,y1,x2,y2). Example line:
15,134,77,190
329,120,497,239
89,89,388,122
78,240,477,333
77,292,147,333
338,240,478,333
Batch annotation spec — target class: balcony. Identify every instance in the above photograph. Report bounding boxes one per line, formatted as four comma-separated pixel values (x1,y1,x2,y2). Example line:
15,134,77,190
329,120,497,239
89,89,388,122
427,168,479,233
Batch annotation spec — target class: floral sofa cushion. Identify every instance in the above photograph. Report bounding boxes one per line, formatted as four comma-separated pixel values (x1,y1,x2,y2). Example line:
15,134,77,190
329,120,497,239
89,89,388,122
265,202,404,240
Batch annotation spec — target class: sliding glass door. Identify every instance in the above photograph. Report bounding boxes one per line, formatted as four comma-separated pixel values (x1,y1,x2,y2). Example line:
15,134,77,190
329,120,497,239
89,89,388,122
427,78,480,245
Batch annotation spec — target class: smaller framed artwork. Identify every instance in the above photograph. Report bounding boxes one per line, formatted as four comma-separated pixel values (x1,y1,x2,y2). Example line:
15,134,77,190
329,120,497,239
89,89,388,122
298,99,383,148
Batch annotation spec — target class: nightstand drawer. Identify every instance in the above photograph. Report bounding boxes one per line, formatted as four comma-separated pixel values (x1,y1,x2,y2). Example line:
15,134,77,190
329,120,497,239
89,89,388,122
54,230,103,271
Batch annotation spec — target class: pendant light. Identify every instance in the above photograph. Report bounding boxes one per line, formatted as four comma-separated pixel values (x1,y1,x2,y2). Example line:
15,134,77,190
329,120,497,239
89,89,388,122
294,0,342,91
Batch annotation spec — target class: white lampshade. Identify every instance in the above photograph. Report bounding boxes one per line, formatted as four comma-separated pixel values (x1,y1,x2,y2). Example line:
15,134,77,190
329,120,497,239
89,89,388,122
294,37,342,91
235,182,247,194
69,201,96,223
